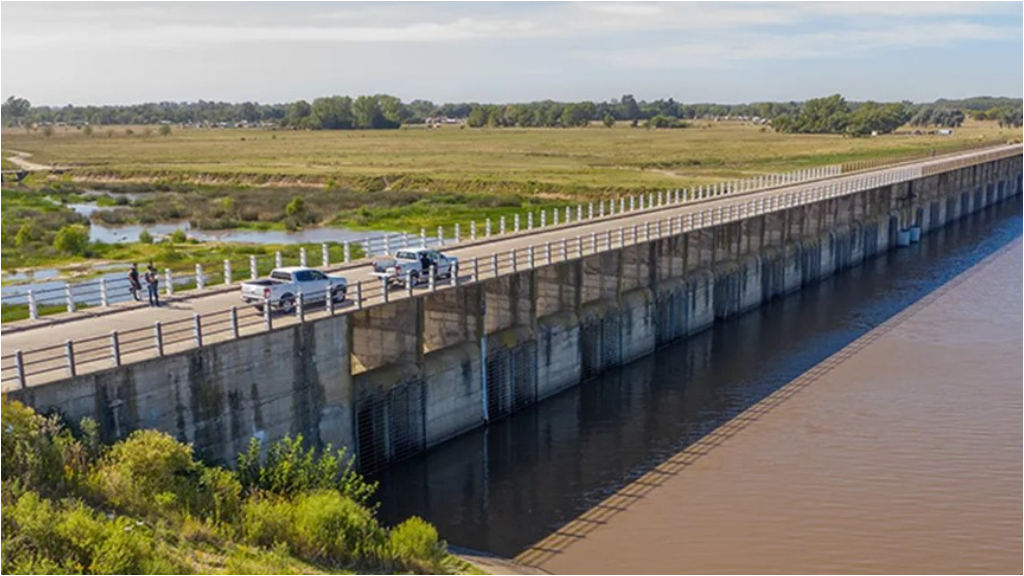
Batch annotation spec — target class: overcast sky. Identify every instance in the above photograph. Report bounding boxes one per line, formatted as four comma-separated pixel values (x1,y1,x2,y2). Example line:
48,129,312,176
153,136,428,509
2,1,1021,106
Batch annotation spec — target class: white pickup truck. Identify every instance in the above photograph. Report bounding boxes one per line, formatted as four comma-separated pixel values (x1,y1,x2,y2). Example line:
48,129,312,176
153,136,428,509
240,266,347,313
370,248,458,287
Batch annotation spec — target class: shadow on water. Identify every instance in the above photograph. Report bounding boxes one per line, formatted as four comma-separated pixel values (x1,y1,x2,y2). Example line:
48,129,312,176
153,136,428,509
374,196,1023,557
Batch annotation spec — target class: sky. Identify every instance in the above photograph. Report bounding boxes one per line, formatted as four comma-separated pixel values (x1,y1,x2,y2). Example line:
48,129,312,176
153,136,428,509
2,1,1021,106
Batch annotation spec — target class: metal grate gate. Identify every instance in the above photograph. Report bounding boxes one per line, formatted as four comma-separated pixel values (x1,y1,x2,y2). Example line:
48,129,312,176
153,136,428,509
485,342,537,419
355,380,425,475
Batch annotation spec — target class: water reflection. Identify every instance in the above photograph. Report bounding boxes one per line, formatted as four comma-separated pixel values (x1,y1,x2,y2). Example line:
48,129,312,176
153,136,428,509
375,197,1022,557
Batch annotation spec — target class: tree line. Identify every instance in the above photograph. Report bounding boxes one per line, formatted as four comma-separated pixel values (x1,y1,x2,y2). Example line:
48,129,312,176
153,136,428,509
2,93,1020,131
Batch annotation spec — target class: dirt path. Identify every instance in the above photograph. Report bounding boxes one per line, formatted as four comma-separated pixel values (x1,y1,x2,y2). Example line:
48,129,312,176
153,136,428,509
3,149,52,171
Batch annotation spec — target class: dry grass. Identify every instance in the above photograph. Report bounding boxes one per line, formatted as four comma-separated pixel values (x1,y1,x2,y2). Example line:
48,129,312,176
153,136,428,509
2,120,1013,197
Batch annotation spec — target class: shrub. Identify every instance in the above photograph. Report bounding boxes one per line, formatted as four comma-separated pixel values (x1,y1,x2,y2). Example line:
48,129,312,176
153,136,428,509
1,400,77,495
89,430,241,522
236,435,376,505
169,229,187,243
53,224,90,255
158,125,172,136
138,230,153,244
1,490,185,574
387,516,447,574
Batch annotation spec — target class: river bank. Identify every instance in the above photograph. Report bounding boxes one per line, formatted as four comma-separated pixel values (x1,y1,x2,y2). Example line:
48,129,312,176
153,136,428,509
520,237,1022,574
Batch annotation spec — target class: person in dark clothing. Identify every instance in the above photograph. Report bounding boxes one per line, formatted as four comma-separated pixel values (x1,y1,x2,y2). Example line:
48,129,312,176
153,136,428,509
128,263,142,301
145,263,160,307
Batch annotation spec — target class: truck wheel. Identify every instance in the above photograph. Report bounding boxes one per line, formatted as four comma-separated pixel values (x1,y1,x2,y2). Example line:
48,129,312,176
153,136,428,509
410,271,421,286
279,295,296,314
332,287,346,303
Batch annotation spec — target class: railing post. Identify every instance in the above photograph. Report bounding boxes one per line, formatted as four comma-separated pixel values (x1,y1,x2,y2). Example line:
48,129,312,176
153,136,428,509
577,204,583,221
588,203,594,219
561,237,569,259
620,197,626,213
540,211,546,228
510,249,517,272
599,202,605,218
406,270,414,298
545,241,552,264
193,313,203,346
514,213,520,232
322,243,330,267
591,231,597,253
111,330,121,367
527,212,533,230
99,278,109,307
344,242,352,263
296,292,305,322
165,269,174,295
453,260,460,286
355,281,363,310
326,285,334,315
429,265,437,292
528,246,535,268
455,223,461,243
629,196,635,211
486,218,492,237
250,255,258,280
472,257,479,282
619,226,625,247
27,290,38,320
491,253,499,275
154,322,164,356
471,220,477,240
14,350,26,390
383,234,390,255
382,277,390,303
300,247,308,267
65,283,75,313
264,296,273,330
65,340,76,377
196,264,205,290
224,259,232,285
553,209,560,225
230,306,240,338
275,251,283,268
500,216,506,235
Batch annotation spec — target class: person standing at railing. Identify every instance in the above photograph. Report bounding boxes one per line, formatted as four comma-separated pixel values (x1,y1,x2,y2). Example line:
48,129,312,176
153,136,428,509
128,263,142,302
144,263,160,307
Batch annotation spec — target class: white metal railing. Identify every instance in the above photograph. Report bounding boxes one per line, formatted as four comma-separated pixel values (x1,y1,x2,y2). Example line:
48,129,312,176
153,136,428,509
3,145,1019,390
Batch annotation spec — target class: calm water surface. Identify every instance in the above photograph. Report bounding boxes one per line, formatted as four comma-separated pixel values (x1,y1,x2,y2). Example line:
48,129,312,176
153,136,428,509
374,197,1022,570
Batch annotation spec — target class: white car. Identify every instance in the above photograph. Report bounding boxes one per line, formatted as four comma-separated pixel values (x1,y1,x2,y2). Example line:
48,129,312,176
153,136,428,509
370,248,458,287
240,266,347,313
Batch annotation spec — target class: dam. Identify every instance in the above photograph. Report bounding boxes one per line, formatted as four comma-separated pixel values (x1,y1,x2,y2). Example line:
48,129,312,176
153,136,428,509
4,145,1022,474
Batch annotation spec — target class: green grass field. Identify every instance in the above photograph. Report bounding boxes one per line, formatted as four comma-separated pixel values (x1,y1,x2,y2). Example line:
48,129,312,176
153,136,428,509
2,120,1014,197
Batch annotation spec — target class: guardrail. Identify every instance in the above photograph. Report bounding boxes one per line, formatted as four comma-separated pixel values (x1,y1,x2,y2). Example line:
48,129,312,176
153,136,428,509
3,145,1019,389
3,163,845,322
7,145,1020,390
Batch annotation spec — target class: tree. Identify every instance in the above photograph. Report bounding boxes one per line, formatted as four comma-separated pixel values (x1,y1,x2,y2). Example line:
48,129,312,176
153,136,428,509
285,196,306,217
603,113,616,128
1,96,31,126
158,125,172,136
83,125,94,136
54,225,90,255
619,94,640,121
287,100,312,128
138,230,154,244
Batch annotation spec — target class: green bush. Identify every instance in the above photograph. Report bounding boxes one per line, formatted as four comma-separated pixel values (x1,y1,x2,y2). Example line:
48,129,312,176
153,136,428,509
138,230,153,244
53,224,90,255
169,229,188,243
0,400,84,496
90,430,241,522
387,516,447,573
1,490,185,574
236,435,376,506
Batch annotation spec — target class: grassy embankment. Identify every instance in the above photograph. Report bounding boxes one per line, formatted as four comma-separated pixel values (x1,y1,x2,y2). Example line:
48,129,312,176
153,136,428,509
1,399,479,575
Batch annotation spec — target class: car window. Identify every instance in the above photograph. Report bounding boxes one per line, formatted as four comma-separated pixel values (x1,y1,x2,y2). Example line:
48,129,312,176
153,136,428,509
429,252,439,262
396,251,417,260
271,271,292,281
309,270,327,280
294,270,313,282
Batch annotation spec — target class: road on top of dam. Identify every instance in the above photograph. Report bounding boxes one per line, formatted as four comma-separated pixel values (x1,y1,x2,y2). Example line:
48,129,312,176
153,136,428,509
1,144,1019,391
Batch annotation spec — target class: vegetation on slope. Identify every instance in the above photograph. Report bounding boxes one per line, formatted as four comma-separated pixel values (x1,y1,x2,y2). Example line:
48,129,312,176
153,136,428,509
0,399,467,574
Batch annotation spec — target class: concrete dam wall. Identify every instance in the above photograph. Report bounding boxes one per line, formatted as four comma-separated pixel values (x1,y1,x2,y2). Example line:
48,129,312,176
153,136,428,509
9,155,1022,471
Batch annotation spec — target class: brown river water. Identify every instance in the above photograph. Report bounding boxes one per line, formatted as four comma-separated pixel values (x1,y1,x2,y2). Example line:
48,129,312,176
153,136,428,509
377,198,1022,574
